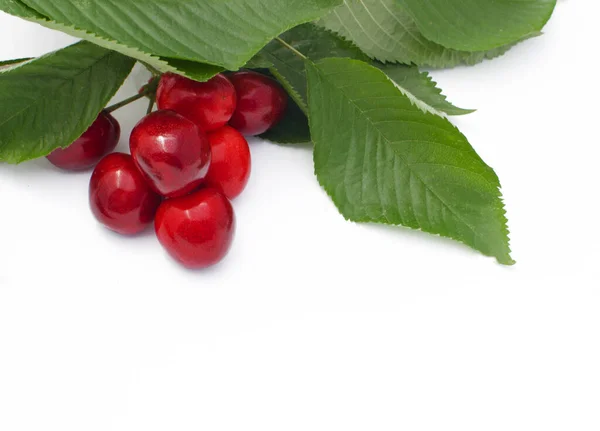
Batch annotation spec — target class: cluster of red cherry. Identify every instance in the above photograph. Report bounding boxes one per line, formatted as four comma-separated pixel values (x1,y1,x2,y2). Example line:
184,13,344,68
46,71,287,268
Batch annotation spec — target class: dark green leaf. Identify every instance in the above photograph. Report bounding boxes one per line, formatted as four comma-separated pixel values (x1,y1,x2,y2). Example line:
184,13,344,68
244,55,273,70
0,41,134,164
306,58,513,264
244,70,310,144
255,23,369,112
255,24,472,116
260,95,310,144
10,0,340,71
0,0,222,81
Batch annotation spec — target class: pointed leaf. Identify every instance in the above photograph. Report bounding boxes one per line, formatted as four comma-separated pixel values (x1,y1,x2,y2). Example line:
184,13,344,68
0,0,223,81
306,58,513,264
0,41,135,163
255,24,472,117
400,0,556,51
379,65,475,117
14,0,340,70
318,0,523,68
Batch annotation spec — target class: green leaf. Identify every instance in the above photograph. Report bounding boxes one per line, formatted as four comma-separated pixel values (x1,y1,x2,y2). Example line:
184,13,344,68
0,0,44,17
256,23,370,112
400,0,556,51
243,69,310,145
379,65,475,117
318,0,524,68
0,41,135,164
0,0,222,81
255,24,472,116
245,55,273,70
13,0,340,71
260,94,310,145
306,58,513,264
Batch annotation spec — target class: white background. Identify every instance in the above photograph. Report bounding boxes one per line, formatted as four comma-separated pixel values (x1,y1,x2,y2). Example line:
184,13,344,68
1,2,599,430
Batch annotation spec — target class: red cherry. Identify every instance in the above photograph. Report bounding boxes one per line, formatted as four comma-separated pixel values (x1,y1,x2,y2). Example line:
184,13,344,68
155,188,235,269
89,153,161,235
129,110,212,199
47,111,120,171
228,71,287,136
205,126,251,199
156,72,237,132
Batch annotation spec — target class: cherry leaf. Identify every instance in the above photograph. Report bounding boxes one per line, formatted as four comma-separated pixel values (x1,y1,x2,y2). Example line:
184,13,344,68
0,41,134,163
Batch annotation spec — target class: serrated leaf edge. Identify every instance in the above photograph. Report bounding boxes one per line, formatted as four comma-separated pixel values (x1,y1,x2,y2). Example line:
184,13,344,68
306,58,513,264
315,5,534,69
382,69,474,118
7,9,219,81
0,43,135,164
268,66,309,116
300,25,474,116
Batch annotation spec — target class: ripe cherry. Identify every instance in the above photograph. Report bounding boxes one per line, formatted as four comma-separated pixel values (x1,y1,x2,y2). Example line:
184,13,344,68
155,188,235,269
156,72,237,132
228,71,287,136
47,111,120,171
205,126,251,199
89,153,161,235
129,110,211,199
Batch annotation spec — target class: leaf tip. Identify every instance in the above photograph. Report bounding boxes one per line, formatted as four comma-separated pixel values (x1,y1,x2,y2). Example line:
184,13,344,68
451,108,477,116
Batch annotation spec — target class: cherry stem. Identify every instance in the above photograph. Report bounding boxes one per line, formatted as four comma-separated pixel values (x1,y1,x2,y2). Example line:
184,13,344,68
275,37,307,60
146,97,155,115
105,76,161,113
105,92,148,113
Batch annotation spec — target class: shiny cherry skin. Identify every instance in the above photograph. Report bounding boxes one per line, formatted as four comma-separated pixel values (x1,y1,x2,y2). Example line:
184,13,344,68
47,111,120,171
155,187,235,269
89,153,162,235
156,72,237,132
129,110,212,199
228,71,287,136
205,126,251,199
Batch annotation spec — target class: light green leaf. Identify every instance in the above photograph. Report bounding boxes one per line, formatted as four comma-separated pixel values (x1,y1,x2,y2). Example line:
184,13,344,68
400,0,556,51
15,0,340,70
318,0,523,68
0,41,135,164
306,58,513,264
0,0,222,81
379,65,475,117
255,24,472,116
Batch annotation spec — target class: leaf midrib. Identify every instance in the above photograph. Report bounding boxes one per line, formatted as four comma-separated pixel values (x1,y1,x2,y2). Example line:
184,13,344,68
0,50,114,144
312,61,493,241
